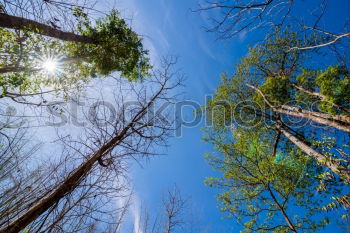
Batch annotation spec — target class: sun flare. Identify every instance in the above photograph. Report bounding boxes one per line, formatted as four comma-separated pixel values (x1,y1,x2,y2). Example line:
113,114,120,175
42,59,57,73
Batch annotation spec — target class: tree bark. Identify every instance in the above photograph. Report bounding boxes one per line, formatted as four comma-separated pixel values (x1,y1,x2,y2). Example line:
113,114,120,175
278,105,350,132
276,124,350,183
0,133,124,233
0,92,157,232
0,74,168,233
281,105,350,125
0,13,95,43
245,83,350,132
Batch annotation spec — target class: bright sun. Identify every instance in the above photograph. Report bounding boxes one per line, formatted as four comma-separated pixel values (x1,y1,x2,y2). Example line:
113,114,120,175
42,60,57,73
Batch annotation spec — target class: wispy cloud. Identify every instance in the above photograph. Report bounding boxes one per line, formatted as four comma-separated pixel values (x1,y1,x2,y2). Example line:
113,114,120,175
131,193,142,233
113,176,142,233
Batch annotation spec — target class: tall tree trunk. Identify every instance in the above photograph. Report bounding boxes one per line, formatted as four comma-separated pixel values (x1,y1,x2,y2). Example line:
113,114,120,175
0,102,153,232
266,184,297,233
281,105,350,124
0,132,124,233
0,13,95,43
0,77,165,233
245,83,350,132
278,105,350,132
276,124,350,183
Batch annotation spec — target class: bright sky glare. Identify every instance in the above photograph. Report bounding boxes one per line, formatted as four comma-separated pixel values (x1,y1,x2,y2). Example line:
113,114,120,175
42,59,57,73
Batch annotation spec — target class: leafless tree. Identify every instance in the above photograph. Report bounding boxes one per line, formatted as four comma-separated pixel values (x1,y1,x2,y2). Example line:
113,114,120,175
0,57,183,233
195,0,350,51
0,128,49,230
163,186,187,233
194,0,294,39
131,185,203,233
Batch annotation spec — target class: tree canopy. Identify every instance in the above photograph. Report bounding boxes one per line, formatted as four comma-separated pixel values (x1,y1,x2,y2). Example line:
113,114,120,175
0,7,150,102
203,30,350,232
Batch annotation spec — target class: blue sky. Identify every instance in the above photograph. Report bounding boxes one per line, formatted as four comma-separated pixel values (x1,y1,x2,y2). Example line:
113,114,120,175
113,0,248,231
98,0,350,232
